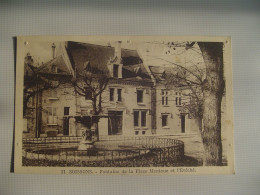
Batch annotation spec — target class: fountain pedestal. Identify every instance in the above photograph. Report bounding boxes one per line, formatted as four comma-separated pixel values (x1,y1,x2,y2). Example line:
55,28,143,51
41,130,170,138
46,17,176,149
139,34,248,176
78,140,94,150
77,127,96,151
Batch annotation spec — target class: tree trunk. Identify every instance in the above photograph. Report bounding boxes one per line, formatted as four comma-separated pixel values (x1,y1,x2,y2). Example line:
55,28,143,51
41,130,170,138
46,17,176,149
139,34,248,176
196,116,203,132
198,42,224,166
92,96,97,114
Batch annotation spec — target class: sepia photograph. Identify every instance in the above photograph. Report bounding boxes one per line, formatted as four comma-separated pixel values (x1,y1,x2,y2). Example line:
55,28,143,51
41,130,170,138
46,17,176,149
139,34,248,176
14,36,234,174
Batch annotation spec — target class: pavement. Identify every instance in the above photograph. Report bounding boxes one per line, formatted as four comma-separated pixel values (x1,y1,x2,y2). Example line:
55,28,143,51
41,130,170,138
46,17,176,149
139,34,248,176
162,134,205,163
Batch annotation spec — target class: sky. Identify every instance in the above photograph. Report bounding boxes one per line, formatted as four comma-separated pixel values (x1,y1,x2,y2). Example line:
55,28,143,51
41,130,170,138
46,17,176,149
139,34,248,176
23,39,205,70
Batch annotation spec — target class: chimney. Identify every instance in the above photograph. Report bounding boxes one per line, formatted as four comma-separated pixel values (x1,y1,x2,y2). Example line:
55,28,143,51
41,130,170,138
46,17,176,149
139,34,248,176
115,41,122,62
52,43,56,59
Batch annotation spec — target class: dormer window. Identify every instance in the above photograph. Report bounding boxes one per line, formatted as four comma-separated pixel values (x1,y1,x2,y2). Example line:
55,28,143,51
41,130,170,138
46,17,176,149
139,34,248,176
51,65,57,73
113,64,119,78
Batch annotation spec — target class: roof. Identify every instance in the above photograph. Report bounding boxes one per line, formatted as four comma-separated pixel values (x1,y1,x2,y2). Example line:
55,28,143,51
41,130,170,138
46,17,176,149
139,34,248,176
121,49,143,65
149,66,201,89
148,66,178,81
24,63,36,77
122,64,151,79
66,41,114,75
66,41,152,81
38,55,72,76
149,65,188,87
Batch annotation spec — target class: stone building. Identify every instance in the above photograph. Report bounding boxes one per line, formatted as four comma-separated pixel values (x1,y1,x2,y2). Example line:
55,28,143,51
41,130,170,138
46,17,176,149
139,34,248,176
23,41,199,138
65,41,154,137
149,66,200,135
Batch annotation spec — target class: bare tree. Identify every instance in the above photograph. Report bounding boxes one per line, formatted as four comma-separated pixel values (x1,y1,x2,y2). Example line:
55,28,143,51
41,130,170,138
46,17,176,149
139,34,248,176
24,54,70,137
70,63,110,140
149,41,225,166
23,66,61,116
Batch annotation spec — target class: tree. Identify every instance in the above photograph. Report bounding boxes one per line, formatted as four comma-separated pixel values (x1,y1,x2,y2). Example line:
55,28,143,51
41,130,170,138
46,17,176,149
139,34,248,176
149,41,225,165
162,60,204,132
71,62,110,140
23,53,68,137
198,42,225,166
23,65,61,116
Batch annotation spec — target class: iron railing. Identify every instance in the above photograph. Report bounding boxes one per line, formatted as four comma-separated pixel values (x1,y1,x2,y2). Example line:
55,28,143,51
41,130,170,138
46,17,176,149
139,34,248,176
22,136,184,167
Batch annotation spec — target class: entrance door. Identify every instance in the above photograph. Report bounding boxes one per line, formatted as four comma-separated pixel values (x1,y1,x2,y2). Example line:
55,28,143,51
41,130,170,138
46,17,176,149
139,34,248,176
108,111,123,135
181,114,185,133
63,117,69,135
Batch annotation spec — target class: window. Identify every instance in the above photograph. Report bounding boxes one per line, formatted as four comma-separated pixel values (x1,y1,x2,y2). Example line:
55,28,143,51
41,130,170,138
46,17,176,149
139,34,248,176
133,110,147,128
47,107,57,124
51,90,57,98
51,65,57,73
64,107,70,115
161,90,169,106
141,111,146,127
85,87,92,100
162,114,168,127
117,89,122,102
48,90,58,100
176,92,182,106
110,88,122,102
113,64,119,78
137,90,143,103
134,111,139,127
110,88,114,101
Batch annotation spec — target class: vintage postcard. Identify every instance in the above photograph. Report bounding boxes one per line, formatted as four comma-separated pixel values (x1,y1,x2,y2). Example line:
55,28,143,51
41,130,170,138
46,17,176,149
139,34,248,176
14,36,234,175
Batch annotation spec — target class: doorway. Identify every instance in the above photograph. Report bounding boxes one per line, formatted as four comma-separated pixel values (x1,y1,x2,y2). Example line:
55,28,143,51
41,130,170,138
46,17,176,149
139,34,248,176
181,114,185,133
63,117,69,136
108,111,123,135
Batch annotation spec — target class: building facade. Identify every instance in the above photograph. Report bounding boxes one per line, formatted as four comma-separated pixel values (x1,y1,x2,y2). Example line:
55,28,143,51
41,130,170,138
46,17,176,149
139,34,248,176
149,66,200,135
23,41,199,138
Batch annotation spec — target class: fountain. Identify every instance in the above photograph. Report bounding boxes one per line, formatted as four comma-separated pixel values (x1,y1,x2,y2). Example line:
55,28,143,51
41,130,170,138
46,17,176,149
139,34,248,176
77,126,95,151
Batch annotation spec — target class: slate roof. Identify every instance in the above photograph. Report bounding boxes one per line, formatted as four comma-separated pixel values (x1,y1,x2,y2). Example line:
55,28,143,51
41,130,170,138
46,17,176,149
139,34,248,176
66,41,152,81
149,65,194,88
148,66,177,81
66,41,114,75
24,63,36,77
38,55,72,76
121,49,143,65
